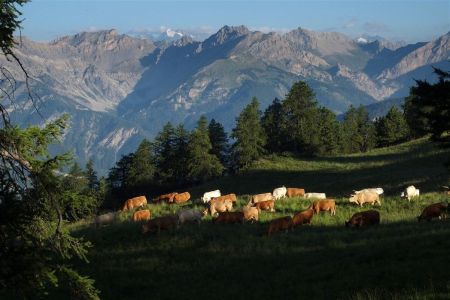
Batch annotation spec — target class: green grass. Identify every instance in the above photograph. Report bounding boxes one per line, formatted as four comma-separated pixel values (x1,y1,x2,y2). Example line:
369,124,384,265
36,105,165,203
69,138,450,300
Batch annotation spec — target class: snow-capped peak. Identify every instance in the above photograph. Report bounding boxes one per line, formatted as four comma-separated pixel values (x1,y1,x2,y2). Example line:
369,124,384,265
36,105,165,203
356,37,368,44
165,29,183,38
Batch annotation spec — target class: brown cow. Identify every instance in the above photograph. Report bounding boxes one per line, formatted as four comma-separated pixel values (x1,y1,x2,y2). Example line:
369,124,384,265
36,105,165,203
243,206,259,222
417,202,448,222
251,193,274,204
286,188,305,198
171,192,191,204
292,209,314,227
211,193,237,203
311,199,336,215
122,195,147,211
267,216,293,236
132,209,151,222
142,215,178,234
213,211,244,224
154,192,178,203
206,198,233,216
253,200,275,212
345,210,380,228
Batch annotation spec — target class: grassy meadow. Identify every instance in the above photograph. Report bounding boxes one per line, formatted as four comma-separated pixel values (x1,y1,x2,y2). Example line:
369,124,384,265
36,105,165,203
69,138,450,299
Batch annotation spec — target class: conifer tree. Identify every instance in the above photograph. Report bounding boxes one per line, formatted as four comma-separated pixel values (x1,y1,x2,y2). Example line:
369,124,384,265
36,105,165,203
187,116,224,182
153,122,176,183
172,124,190,185
261,98,285,153
231,97,266,169
126,139,155,187
208,119,229,167
316,107,342,155
85,159,99,191
375,106,410,147
342,105,376,153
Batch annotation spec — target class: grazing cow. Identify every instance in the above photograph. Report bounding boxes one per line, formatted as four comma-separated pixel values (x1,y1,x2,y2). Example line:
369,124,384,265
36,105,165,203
242,206,259,222
345,210,380,227
354,188,384,195
349,191,380,206
401,185,420,201
253,200,275,212
292,209,314,227
207,198,233,216
211,193,237,203
417,202,448,222
267,216,293,236
132,209,151,222
213,211,244,224
286,188,305,198
201,190,221,203
273,186,287,200
304,193,326,199
122,195,147,211
172,192,191,204
311,199,336,215
251,193,274,204
177,208,203,225
154,192,178,203
142,215,178,234
95,212,116,228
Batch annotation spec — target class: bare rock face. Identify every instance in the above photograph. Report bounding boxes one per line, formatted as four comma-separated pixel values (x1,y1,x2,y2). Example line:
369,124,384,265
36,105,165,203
2,26,448,173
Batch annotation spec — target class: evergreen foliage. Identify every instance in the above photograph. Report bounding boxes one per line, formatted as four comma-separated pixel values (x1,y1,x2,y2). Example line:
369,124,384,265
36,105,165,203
316,107,342,155
208,119,229,168
375,106,410,147
85,159,99,192
341,105,376,153
125,139,155,187
261,98,286,153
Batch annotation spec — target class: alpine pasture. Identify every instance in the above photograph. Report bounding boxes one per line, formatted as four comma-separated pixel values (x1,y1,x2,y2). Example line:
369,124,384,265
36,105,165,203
69,138,450,299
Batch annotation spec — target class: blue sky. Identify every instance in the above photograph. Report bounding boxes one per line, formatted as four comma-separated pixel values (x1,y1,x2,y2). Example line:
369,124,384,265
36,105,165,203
19,0,450,42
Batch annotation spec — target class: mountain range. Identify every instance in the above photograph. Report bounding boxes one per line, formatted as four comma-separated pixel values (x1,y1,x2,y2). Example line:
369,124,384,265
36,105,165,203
2,25,449,174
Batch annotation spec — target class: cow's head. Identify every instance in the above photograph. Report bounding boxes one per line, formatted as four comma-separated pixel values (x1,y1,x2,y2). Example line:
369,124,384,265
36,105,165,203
349,194,358,203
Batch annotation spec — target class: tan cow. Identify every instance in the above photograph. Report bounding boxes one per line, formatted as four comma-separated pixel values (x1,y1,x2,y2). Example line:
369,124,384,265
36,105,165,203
349,191,380,206
242,206,259,222
292,209,314,227
311,199,336,215
286,188,305,198
154,192,178,203
142,215,178,234
267,216,293,236
213,211,244,224
172,192,191,204
418,202,448,222
345,210,380,227
211,193,237,203
122,196,147,211
206,198,233,216
132,209,151,222
253,200,275,212
251,193,274,204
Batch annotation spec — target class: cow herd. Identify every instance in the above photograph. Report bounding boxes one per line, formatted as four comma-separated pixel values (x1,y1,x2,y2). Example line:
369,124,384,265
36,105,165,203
93,184,449,236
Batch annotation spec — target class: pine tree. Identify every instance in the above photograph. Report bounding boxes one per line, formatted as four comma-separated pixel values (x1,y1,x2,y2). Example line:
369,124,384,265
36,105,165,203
85,159,99,191
342,106,376,153
187,116,224,182
172,124,190,185
126,139,155,187
153,122,176,183
280,81,321,154
107,153,134,190
261,98,285,153
375,106,410,147
208,119,229,167
231,97,266,169
316,107,341,155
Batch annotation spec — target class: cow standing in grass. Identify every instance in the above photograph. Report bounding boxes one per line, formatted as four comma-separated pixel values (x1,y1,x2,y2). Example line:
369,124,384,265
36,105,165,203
267,216,293,236
417,202,448,222
273,186,287,200
132,210,151,222
243,206,259,222
311,199,336,215
142,215,178,234
349,191,380,206
201,190,221,203
286,188,305,198
292,209,314,227
122,195,147,211
401,185,420,201
345,210,380,227
177,208,203,225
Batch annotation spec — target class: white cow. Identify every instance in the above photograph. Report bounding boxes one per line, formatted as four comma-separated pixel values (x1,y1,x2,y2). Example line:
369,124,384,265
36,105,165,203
94,212,116,228
401,185,420,201
304,193,326,199
201,189,221,203
354,188,384,195
272,186,287,200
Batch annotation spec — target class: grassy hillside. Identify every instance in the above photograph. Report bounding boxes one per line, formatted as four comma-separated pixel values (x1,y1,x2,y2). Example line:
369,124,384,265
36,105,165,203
68,138,450,300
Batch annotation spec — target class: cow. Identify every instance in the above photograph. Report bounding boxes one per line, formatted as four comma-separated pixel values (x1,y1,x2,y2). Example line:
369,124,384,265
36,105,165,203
132,209,151,222
292,209,314,227
177,208,203,225
304,193,326,199
206,198,233,216
349,191,380,206
286,188,305,198
201,190,221,203
142,215,178,234
442,186,450,195
401,185,420,201
154,192,178,203
253,200,275,212
267,216,293,236
311,199,336,215
353,188,384,195
273,186,287,200
121,195,147,211
211,193,237,203
213,211,244,224
242,206,259,222
345,210,380,227
417,202,448,222
95,212,116,228
251,193,274,204
171,192,191,204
